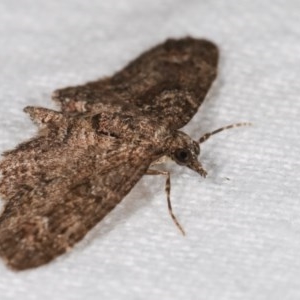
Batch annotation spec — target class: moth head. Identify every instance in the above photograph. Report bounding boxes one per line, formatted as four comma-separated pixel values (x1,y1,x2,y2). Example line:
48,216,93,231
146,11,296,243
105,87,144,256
169,122,251,177
169,131,207,177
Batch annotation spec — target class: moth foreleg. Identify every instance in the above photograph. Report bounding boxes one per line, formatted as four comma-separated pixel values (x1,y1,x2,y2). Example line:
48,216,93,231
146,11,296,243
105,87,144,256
146,169,185,235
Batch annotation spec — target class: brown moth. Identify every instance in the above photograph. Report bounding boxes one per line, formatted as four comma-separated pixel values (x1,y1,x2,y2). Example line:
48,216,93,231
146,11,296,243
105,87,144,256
0,37,247,270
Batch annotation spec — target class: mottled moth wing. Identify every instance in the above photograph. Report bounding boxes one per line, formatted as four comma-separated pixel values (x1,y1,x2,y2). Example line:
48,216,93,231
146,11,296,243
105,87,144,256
53,37,218,130
0,37,219,270
0,108,153,270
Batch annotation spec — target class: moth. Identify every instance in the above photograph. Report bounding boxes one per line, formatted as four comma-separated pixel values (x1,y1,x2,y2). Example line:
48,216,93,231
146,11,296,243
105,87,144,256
0,37,248,270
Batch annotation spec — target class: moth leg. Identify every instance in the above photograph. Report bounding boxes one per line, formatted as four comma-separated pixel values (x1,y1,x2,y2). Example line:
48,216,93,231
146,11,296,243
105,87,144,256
146,169,185,235
149,155,170,167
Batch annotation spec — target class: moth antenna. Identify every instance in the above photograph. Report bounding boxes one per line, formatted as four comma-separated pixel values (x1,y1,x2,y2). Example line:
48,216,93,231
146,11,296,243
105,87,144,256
198,122,252,144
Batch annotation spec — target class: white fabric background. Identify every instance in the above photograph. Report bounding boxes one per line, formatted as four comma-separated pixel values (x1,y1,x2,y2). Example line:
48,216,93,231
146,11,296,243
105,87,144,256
0,0,299,299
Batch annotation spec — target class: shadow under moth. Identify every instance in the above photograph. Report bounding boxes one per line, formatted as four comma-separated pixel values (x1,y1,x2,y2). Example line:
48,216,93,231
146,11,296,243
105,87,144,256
0,37,248,270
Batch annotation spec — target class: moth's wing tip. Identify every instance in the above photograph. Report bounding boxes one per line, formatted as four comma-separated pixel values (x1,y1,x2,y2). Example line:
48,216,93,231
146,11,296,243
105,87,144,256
1,256,41,271
0,257,22,272
23,106,39,123
23,106,34,114
51,88,64,103
0,224,63,271
197,39,219,68
23,106,63,127
168,36,218,50
165,37,219,67
51,88,72,107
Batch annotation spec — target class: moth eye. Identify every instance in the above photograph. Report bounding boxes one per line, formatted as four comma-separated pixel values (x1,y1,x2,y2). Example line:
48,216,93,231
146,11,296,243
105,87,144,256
174,148,191,164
